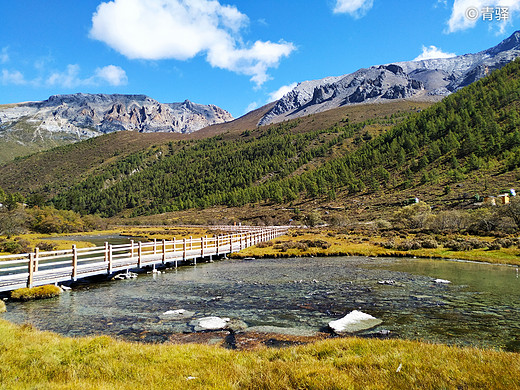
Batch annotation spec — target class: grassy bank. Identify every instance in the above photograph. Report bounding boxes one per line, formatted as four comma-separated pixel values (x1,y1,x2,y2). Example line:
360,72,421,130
3,226,520,267
0,319,518,389
232,228,520,266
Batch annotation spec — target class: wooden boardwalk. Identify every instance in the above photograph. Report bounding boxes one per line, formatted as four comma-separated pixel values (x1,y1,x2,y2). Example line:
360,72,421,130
0,226,288,293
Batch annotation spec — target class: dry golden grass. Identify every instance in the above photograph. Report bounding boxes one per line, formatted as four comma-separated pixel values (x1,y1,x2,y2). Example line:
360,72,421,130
10,285,62,301
233,228,520,266
0,319,518,389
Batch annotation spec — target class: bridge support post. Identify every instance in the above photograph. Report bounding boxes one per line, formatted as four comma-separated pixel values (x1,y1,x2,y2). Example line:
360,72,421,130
104,242,109,263
72,245,78,281
138,242,142,268
34,247,39,273
108,245,113,274
28,253,34,288
162,239,166,264
130,240,134,261
183,238,186,261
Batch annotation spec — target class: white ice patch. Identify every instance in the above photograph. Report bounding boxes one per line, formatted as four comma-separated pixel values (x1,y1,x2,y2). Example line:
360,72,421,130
328,310,382,333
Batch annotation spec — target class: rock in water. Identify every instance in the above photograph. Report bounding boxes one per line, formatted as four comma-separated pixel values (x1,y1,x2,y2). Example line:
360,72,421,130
190,316,230,331
162,309,195,319
434,279,451,284
328,310,382,333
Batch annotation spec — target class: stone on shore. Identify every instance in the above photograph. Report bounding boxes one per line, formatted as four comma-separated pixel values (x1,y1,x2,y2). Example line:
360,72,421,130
328,310,382,333
0,300,6,313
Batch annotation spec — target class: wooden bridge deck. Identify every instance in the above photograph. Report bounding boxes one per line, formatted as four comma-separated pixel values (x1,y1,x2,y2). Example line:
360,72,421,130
0,226,288,293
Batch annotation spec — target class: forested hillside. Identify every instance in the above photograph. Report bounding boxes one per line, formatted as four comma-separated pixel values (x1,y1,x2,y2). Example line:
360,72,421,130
47,59,520,217
2,60,519,219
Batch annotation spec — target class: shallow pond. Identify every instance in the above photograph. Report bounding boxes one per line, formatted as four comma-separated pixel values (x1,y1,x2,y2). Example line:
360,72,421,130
2,256,519,351
46,233,138,247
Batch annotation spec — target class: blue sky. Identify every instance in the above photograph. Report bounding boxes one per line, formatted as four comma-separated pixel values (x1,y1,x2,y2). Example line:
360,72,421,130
1,0,519,117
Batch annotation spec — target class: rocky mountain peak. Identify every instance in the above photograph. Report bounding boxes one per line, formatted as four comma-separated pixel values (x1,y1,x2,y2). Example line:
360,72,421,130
0,94,234,154
259,30,520,126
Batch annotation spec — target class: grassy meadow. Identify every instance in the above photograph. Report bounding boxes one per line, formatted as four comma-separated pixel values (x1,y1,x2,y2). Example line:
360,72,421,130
1,226,519,388
0,319,519,390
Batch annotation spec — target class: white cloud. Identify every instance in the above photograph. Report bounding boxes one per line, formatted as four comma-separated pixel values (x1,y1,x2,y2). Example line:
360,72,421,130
447,0,520,33
414,45,456,61
244,101,258,113
89,0,295,86
94,65,128,86
47,64,128,88
333,0,374,17
47,64,83,88
268,82,297,102
1,69,26,85
0,47,9,64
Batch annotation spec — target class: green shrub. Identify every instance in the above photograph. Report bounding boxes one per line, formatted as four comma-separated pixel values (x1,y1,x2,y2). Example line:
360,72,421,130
11,285,62,301
0,238,31,254
34,241,57,252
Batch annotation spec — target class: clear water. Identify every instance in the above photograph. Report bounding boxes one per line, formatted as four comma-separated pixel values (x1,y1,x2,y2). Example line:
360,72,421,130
46,234,138,247
2,256,519,351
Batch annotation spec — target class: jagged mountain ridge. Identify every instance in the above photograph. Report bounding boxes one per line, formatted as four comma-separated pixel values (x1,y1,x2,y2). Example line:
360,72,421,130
259,31,520,125
0,93,233,136
0,93,233,163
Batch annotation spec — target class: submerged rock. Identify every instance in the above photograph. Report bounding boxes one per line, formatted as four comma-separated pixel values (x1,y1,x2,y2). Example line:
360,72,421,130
328,310,382,333
246,326,318,337
112,272,137,280
226,319,248,333
162,309,195,319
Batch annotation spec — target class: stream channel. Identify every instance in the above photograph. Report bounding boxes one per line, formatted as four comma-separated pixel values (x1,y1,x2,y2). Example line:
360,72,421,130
2,235,519,351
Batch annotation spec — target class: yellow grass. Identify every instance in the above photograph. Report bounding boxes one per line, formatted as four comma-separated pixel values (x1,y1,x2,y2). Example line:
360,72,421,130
233,229,520,266
10,285,62,301
0,319,517,389
4,227,520,267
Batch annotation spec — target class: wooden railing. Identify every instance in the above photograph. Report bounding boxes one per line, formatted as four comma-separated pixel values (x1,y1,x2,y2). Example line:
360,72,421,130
0,226,288,292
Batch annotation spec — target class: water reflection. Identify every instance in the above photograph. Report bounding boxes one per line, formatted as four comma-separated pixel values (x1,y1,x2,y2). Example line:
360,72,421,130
2,256,519,351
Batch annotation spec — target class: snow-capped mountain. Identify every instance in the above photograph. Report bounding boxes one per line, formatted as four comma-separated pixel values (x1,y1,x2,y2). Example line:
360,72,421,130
259,31,520,125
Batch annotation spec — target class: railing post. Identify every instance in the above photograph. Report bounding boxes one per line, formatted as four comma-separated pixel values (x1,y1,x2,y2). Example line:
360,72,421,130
230,234,233,253
28,253,34,288
216,235,220,256
162,239,166,264
153,239,157,255
138,242,142,268
72,244,78,280
104,242,109,263
201,236,204,257
130,240,134,261
183,238,186,261
108,244,113,274
34,247,39,273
